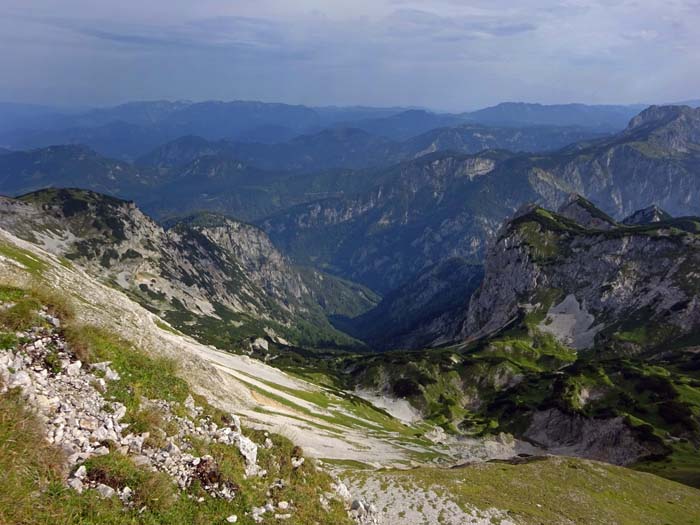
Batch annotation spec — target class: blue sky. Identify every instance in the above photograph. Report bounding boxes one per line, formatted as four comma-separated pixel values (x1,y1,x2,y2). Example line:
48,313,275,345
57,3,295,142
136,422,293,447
1,0,698,110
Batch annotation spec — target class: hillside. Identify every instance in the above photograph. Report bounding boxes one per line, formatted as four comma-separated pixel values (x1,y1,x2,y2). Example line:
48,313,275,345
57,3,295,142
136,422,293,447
262,151,515,292
0,287,354,525
0,189,376,350
334,258,483,350
345,198,700,488
0,145,162,196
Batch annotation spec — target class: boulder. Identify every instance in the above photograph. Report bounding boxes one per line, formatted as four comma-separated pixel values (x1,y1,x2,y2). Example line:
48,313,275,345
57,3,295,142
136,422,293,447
96,484,116,499
65,361,82,377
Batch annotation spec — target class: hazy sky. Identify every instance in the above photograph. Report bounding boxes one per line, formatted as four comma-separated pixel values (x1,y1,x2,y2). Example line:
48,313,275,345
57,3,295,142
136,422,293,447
1,0,698,110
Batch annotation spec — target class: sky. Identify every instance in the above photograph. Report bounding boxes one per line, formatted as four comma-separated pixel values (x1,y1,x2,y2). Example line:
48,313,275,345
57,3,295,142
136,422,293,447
1,0,698,111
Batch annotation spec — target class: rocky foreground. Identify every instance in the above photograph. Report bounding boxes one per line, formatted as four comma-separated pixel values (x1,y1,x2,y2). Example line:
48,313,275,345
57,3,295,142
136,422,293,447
0,303,379,524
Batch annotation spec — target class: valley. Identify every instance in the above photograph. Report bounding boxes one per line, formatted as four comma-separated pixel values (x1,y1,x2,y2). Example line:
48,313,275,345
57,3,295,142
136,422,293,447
1,100,700,524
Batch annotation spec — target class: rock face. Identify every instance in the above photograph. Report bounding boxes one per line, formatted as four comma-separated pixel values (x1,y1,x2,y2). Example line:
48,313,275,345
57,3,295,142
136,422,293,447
461,201,700,351
263,151,509,292
0,189,375,348
174,212,311,307
622,205,672,225
523,408,666,465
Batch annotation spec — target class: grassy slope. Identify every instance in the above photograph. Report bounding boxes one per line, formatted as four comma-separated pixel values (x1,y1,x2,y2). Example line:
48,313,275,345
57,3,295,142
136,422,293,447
0,236,449,465
344,207,700,486
346,457,700,525
0,285,352,525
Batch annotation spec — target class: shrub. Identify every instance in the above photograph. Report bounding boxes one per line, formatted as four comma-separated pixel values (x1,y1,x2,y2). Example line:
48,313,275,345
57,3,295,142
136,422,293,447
0,297,41,331
392,377,422,398
84,453,176,512
659,400,699,433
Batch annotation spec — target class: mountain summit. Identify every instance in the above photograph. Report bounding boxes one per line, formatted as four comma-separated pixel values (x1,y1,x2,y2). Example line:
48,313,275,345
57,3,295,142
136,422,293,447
625,105,700,152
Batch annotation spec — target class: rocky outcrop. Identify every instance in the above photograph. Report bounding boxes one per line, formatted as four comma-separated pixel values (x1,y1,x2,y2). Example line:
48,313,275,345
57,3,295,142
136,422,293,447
0,318,262,499
622,205,672,225
523,408,666,465
462,202,700,351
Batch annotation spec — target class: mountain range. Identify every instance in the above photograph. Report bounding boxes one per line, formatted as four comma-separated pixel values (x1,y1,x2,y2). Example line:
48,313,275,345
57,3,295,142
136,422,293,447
1,98,700,522
1,105,699,296
462,102,647,128
0,99,659,160
2,180,699,489
262,105,700,292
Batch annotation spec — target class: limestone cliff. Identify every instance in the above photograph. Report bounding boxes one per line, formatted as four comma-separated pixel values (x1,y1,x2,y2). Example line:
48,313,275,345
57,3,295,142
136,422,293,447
0,189,375,349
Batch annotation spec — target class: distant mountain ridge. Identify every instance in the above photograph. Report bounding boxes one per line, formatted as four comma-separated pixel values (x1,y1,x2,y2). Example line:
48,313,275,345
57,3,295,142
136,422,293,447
0,144,162,196
261,105,700,292
1,98,664,159
137,122,605,173
463,102,647,129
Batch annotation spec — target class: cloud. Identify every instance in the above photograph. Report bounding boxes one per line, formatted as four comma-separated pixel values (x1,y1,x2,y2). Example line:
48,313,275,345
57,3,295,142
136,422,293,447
0,0,697,108
386,7,537,39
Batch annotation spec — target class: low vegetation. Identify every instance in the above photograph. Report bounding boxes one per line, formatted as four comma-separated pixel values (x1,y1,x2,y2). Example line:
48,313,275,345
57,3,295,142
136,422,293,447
0,284,353,524
346,456,700,525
